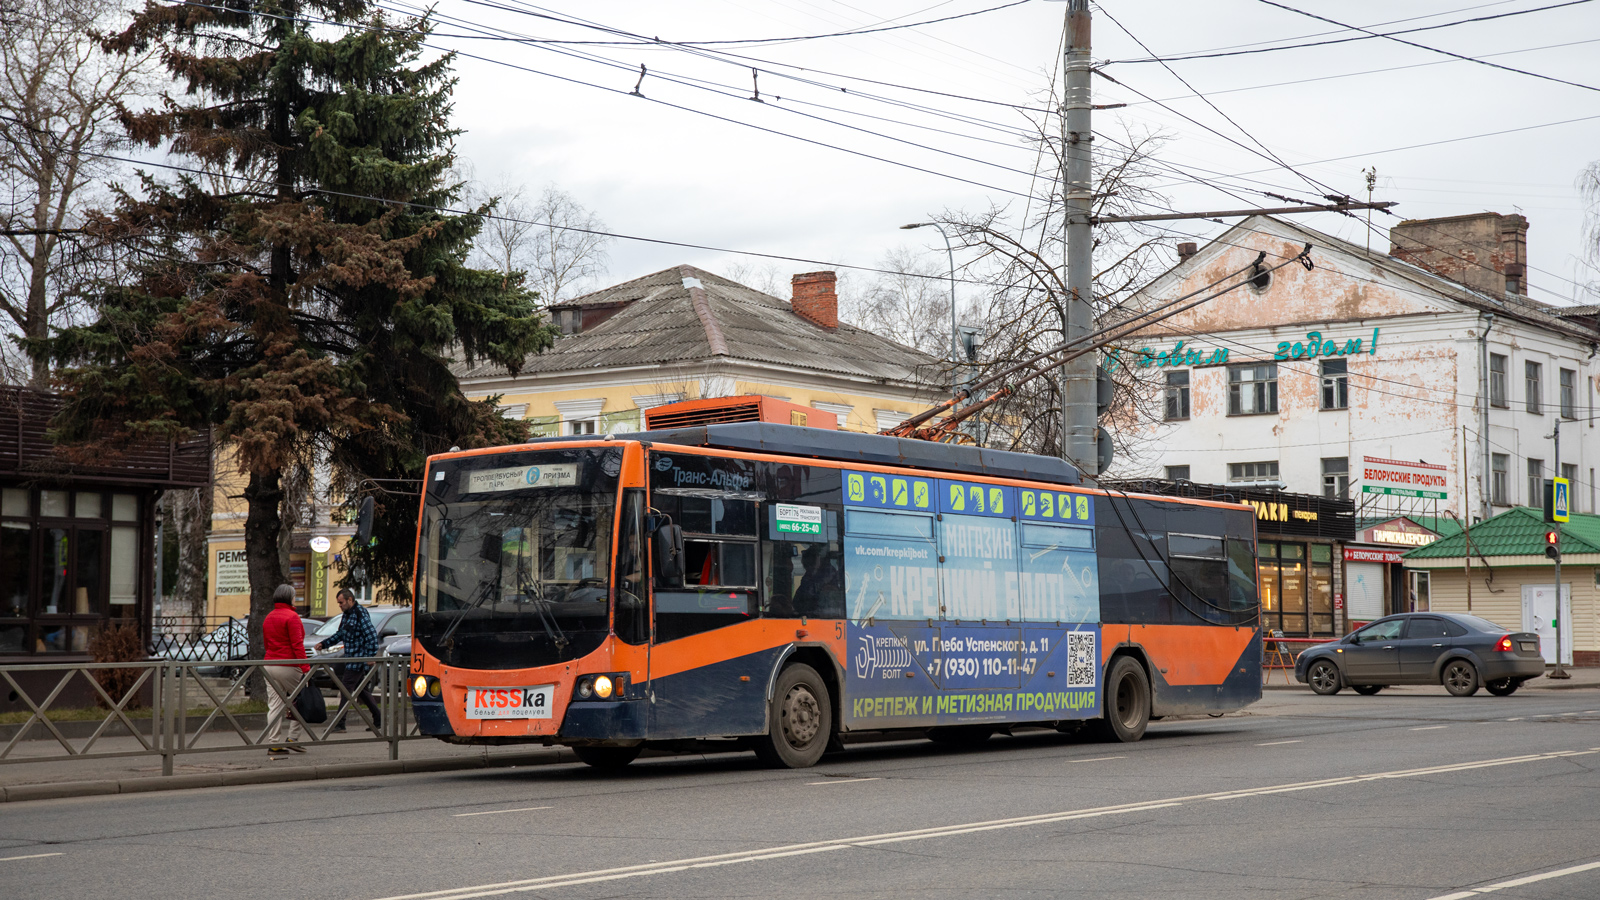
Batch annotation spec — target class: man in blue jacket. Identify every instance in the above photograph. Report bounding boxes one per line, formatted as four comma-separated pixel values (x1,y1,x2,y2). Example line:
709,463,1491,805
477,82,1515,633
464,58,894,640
317,588,383,733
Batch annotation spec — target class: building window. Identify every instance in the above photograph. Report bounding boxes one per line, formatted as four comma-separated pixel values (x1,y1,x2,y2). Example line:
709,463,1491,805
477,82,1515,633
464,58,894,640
1560,368,1576,418
1527,458,1544,507
1491,454,1509,505
1525,360,1542,414
1488,353,1507,408
1227,363,1277,416
1164,370,1190,421
1257,542,1332,637
1165,465,1191,482
1563,462,1578,494
0,488,142,656
1322,457,1349,500
1320,359,1348,410
1229,461,1279,482
568,419,597,435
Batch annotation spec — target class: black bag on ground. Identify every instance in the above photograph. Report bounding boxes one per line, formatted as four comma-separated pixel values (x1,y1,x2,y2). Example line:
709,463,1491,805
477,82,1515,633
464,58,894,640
293,676,327,724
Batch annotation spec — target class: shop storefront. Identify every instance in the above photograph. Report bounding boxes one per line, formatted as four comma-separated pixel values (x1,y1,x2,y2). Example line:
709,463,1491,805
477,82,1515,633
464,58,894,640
1341,517,1447,627
0,388,209,660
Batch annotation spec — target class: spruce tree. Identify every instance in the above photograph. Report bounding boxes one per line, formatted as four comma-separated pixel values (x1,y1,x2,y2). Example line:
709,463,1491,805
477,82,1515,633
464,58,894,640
49,0,552,655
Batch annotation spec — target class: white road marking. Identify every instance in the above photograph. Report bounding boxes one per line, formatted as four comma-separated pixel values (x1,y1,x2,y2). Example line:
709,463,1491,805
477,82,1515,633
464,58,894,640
0,853,63,862
367,747,1600,900
1412,725,1449,731
1534,714,1555,718
452,806,553,818
806,778,880,786
1506,717,1524,721
1257,740,1302,746
1426,858,1600,899
1066,756,1125,762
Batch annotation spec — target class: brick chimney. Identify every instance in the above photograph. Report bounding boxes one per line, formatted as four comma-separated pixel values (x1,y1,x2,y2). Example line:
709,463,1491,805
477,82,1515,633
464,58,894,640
1177,242,1198,263
1389,212,1529,297
791,271,838,330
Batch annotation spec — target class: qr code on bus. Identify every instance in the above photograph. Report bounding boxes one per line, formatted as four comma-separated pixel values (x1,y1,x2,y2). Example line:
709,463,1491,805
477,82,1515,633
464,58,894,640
1066,632,1096,688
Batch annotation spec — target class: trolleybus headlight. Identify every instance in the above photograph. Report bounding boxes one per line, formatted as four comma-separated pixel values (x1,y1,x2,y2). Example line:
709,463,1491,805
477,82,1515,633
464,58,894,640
577,678,594,699
412,675,429,698
428,679,441,698
594,675,614,699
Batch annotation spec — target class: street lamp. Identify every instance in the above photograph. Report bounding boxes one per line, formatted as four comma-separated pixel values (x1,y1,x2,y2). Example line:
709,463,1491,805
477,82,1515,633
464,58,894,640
900,222,960,390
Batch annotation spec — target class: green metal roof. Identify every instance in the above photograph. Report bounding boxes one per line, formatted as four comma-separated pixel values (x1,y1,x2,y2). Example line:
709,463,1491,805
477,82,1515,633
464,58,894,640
1404,506,1600,560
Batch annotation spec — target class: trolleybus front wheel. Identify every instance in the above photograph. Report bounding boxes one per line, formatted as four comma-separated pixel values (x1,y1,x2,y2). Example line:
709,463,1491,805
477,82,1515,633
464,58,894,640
1095,656,1150,743
754,663,832,768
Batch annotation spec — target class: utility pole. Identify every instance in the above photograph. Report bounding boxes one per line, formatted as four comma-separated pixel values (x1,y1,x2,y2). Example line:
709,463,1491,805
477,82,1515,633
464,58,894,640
1062,0,1098,478
1552,420,1570,678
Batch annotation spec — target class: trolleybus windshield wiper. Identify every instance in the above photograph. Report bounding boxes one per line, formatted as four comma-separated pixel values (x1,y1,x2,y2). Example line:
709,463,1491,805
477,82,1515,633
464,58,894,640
516,570,568,652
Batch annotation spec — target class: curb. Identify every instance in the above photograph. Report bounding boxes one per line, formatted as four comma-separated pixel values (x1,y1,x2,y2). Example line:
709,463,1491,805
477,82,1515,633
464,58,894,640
0,749,567,804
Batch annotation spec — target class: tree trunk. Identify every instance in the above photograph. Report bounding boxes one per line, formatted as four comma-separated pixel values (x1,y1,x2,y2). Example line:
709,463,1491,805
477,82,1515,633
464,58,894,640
243,470,285,698
171,482,213,622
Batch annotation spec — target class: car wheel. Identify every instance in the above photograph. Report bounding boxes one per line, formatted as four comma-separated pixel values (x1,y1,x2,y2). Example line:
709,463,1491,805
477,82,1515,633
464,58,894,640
753,663,832,768
1307,659,1342,695
1485,677,1521,697
926,726,994,747
1093,656,1151,743
1353,684,1385,696
1442,659,1481,696
572,745,642,770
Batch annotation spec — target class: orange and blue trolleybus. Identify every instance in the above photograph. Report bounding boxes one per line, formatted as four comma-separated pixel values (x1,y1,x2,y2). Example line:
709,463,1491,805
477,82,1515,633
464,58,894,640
404,419,1262,768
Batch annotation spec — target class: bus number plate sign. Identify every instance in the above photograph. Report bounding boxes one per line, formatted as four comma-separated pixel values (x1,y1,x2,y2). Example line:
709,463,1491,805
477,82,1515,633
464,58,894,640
774,503,822,535
465,685,553,719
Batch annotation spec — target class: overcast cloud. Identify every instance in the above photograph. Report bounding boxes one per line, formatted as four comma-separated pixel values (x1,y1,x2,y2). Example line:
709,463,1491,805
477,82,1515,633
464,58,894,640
411,0,1600,306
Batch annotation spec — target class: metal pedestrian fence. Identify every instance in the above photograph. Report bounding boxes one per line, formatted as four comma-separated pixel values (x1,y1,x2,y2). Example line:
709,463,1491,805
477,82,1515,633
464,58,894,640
0,656,427,775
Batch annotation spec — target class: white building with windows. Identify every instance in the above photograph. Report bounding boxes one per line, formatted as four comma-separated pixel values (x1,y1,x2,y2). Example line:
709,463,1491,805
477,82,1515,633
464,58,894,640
1118,212,1600,524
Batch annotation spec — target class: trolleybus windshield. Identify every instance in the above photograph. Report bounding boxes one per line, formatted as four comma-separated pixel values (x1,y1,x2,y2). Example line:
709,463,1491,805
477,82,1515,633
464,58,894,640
416,448,619,669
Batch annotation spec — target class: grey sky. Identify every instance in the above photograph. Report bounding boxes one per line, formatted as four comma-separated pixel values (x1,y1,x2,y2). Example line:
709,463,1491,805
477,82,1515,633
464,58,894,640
419,0,1600,305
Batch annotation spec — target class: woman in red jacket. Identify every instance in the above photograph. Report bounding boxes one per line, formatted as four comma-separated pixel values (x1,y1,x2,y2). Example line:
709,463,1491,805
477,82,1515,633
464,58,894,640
263,584,310,753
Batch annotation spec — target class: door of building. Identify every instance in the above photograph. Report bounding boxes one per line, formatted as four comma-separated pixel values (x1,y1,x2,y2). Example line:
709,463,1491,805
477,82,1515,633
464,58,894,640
1521,583,1572,666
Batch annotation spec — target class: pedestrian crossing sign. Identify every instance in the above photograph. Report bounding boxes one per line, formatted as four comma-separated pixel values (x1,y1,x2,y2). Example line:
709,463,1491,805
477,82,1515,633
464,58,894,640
1548,477,1570,523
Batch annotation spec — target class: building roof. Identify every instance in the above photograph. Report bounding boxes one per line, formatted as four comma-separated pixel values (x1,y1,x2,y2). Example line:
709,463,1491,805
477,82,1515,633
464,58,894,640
1148,215,1600,346
458,264,941,386
1404,506,1600,560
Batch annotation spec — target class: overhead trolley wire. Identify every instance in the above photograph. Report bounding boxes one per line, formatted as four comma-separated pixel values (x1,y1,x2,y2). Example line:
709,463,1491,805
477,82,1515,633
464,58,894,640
1107,0,1594,65
1092,3,1344,202
1253,0,1600,95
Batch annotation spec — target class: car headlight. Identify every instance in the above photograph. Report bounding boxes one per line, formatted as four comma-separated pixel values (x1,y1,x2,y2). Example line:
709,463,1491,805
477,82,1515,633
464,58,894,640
412,675,429,698
594,675,614,699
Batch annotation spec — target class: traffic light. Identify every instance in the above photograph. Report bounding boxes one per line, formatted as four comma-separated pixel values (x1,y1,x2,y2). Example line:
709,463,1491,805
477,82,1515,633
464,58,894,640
1545,530,1561,561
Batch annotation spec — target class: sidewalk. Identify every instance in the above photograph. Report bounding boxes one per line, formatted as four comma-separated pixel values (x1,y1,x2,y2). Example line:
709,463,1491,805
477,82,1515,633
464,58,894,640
1261,666,1600,691
0,731,574,803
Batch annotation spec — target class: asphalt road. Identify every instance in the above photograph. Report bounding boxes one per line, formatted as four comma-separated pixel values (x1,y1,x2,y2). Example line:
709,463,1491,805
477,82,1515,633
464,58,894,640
3,687,1599,900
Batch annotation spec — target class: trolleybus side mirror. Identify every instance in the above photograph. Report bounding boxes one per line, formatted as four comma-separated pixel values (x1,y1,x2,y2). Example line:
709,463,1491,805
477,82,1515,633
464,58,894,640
654,524,684,588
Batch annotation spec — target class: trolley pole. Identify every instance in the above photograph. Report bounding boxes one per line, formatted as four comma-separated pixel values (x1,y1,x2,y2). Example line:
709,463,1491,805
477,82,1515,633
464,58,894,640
1062,0,1098,478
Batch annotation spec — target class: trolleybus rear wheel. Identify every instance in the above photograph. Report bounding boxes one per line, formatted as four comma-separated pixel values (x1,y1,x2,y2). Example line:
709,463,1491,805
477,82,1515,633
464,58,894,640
573,745,642,770
754,663,832,769
1095,656,1150,743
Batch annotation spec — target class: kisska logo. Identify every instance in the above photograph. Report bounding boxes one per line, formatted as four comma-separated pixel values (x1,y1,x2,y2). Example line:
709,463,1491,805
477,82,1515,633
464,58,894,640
654,456,674,472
